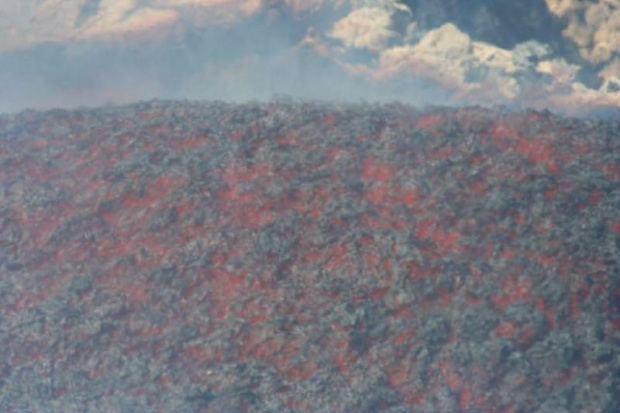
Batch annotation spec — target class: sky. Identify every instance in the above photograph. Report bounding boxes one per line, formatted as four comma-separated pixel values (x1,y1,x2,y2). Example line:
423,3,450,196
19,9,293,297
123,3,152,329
0,0,618,116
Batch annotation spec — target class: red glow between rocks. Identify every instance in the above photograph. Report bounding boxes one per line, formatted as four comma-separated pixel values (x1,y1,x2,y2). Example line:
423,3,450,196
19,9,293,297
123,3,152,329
362,158,397,182
488,121,519,146
171,135,210,149
369,287,390,301
492,277,533,312
1,102,617,412
123,175,187,208
415,113,442,130
323,113,335,125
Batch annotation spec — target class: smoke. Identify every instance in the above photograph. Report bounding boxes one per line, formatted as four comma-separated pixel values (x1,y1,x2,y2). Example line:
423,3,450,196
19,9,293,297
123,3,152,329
0,0,617,116
330,7,401,52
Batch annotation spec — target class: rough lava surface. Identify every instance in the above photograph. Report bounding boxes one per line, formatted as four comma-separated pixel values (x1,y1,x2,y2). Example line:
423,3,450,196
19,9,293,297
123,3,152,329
0,99,619,412
0,0,619,115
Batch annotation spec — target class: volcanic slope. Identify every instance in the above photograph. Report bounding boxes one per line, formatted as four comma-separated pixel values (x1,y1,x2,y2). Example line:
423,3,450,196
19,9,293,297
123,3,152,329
0,100,619,412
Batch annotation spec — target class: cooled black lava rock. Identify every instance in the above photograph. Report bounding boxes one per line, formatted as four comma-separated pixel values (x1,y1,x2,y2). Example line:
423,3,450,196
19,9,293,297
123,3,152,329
0,99,618,412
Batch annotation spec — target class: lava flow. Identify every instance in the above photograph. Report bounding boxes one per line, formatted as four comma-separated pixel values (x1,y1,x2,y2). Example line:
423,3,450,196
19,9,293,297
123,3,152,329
0,100,618,412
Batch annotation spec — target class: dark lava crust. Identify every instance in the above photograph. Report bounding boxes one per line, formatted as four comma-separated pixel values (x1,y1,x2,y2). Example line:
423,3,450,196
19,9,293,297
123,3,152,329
0,100,619,412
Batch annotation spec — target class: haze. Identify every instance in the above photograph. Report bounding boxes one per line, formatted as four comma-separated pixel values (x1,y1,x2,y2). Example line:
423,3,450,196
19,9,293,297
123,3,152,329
0,0,618,116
